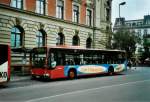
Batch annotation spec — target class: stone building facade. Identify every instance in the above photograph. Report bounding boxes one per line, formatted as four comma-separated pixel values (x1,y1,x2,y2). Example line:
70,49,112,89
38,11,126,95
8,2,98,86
113,15,150,58
0,0,112,74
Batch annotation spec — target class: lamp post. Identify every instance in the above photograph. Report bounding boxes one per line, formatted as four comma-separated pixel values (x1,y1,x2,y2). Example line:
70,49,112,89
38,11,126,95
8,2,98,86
119,2,126,18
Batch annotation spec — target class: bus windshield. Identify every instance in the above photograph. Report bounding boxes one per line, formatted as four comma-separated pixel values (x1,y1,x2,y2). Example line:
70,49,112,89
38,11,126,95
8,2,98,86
31,48,46,68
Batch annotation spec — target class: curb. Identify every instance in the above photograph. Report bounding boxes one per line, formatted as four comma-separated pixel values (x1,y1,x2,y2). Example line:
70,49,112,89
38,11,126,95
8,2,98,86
127,67,150,70
10,76,30,82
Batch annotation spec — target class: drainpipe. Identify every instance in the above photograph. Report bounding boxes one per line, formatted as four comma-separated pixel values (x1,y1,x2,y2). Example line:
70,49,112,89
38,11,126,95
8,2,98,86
92,0,96,48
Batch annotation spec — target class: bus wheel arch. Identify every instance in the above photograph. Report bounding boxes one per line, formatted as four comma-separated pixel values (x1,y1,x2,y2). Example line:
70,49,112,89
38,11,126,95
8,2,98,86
68,68,77,79
108,66,114,75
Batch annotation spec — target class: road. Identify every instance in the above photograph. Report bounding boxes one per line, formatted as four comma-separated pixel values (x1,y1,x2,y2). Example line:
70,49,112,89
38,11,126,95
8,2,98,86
0,67,150,102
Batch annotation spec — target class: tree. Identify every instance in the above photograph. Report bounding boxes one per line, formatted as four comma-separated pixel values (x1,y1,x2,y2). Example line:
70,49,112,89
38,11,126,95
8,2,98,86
112,27,141,58
141,47,150,63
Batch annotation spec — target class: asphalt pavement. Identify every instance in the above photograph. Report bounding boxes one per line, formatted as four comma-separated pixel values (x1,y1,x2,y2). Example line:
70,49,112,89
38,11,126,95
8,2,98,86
0,67,150,102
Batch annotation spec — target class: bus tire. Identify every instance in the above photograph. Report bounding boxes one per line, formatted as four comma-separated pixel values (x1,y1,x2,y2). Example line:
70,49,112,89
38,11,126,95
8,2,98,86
31,75,36,80
108,66,114,75
68,69,77,79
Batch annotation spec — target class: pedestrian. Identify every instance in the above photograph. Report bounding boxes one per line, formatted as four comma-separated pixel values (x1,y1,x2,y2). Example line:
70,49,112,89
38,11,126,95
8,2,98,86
135,59,140,69
128,60,132,69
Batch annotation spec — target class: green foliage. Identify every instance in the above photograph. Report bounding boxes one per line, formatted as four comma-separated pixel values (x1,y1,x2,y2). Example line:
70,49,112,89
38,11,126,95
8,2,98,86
140,47,150,64
142,36,150,62
143,37,150,46
112,28,141,58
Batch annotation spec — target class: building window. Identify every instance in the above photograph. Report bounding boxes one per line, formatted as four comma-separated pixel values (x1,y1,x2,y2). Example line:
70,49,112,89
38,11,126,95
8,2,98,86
56,0,64,19
11,0,23,9
36,30,46,47
137,29,141,36
56,32,65,45
86,37,92,48
73,5,79,23
144,29,147,35
137,22,142,26
127,23,131,27
106,0,110,7
86,9,92,26
11,27,23,48
72,34,80,46
36,0,45,14
106,26,110,32
126,23,129,26
106,8,110,21
132,23,136,26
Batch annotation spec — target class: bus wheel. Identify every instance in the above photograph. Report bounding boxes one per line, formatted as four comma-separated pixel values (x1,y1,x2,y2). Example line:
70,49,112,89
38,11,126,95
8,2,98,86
68,69,76,79
108,66,114,75
31,75,36,80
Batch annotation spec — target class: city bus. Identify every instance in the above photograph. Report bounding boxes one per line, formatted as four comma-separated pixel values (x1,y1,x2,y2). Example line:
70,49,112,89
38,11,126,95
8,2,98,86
30,46,127,79
0,44,10,84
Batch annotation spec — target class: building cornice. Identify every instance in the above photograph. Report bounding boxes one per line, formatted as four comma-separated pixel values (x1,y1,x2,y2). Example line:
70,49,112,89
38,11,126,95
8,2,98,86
114,24,150,29
125,19,143,22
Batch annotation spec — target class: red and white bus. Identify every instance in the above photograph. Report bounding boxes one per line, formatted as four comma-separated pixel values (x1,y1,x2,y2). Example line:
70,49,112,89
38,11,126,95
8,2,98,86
0,44,10,84
30,46,127,79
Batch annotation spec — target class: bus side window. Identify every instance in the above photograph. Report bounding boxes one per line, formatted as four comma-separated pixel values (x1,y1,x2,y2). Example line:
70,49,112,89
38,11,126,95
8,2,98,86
102,55,107,64
69,59,74,65
118,54,122,64
57,53,65,65
74,55,80,65
80,54,84,65
83,55,88,64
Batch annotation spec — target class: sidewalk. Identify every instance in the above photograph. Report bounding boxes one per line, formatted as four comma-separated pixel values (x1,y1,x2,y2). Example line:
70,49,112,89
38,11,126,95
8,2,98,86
127,66,150,70
10,75,30,82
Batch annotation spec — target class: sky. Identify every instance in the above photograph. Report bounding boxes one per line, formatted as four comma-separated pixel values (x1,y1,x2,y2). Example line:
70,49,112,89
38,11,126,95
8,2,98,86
112,0,150,25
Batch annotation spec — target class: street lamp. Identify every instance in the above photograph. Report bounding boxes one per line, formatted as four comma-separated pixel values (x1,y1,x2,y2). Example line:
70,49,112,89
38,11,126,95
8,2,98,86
119,2,126,18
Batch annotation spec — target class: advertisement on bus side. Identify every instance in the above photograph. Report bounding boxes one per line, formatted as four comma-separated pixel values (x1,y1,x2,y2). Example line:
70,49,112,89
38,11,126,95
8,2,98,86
0,61,8,82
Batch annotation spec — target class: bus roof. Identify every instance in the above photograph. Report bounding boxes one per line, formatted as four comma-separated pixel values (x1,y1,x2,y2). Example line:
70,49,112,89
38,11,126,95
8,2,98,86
32,45,126,53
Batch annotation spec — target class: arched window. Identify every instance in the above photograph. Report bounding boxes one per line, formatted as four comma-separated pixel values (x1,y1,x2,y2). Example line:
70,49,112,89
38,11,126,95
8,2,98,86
36,30,46,47
72,34,80,46
56,32,65,45
86,37,92,48
11,26,23,48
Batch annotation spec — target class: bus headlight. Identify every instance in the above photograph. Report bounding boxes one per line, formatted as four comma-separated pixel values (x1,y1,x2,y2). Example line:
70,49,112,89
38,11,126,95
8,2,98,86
44,73,49,77
31,72,34,75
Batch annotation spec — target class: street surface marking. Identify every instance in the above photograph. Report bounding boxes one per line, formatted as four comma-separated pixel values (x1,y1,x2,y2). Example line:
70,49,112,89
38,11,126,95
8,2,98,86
26,79,150,102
